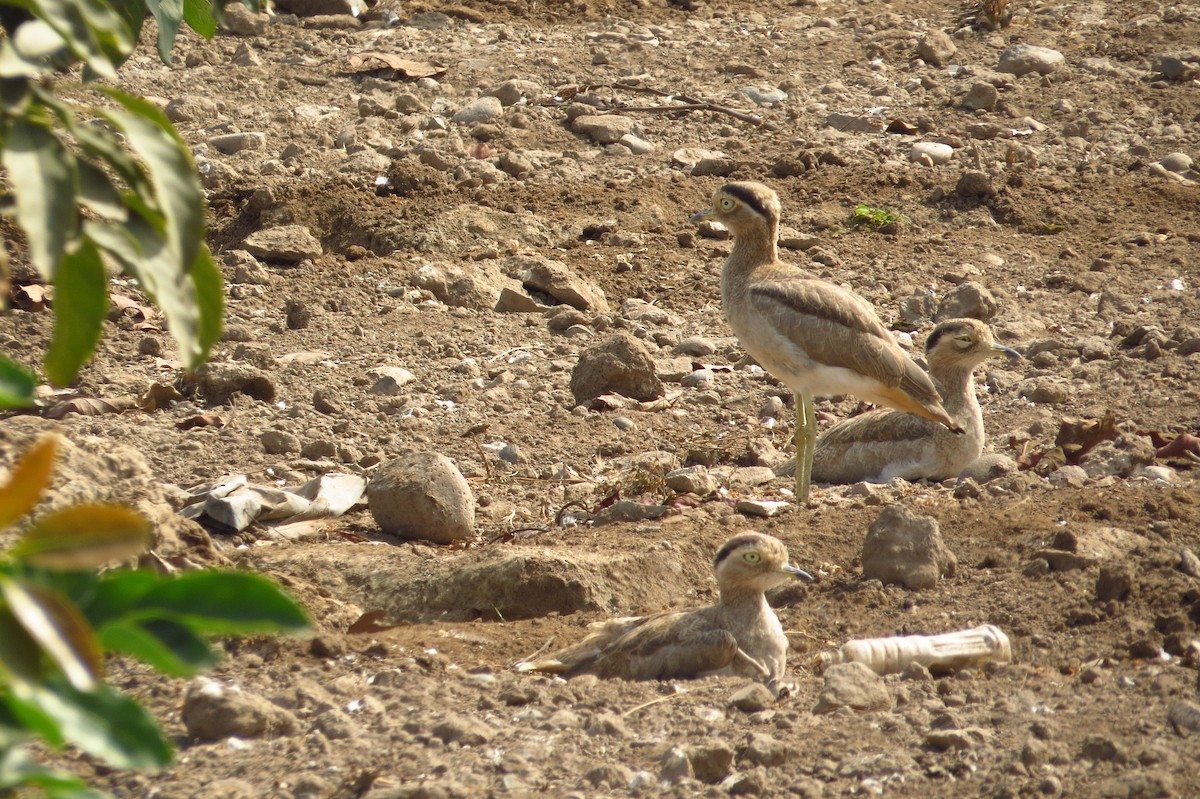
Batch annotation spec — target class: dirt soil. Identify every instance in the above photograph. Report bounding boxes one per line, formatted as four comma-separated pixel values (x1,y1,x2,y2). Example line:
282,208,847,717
4,0,1200,797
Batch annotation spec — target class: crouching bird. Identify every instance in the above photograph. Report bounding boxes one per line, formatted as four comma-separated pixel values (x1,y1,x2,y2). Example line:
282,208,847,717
779,317,1022,484
692,181,962,503
515,532,812,696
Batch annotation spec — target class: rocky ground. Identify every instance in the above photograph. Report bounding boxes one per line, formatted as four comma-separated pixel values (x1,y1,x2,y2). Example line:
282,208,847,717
4,0,1200,796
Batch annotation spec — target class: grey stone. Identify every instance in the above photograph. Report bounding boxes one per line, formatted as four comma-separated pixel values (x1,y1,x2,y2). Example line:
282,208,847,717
618,134,655,154
998,44,1065,76
954,170,996,198
743,733,791,766
1080,434,1156,478
925,728,989,751
431,714,494,746
1159,152,1193,173
910,142,953,165
570,333,664,404
958,453,1017,484
196,363,276,404
484,79,542,106
738,85,787,105
916,30,956,66
681,368,714,389
666,465,717,495
260,429,300,455
219,3,268,35
659,747,694,784
412,261,521,311
208,132,265,154
962,82,998,111
592,500,670,526
688,740,734,784
242,225,322,263
572,114,639,145
862,505,957,589
452,96,503,125
675,336,716,357
515,256,609,312
368,452,475,543
182,677,300,741
1048,465,1088,487
494,287,544,313
729,683,775,712
368,366,416,395
813,662,892,714
936,281,998,320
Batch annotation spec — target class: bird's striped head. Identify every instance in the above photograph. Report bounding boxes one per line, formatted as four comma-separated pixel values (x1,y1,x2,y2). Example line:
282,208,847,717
924,318,1021,367
692,181,783,233
713,532,813,594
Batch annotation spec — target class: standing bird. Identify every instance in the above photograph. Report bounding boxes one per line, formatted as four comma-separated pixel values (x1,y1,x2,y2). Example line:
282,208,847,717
692,181,962,503
778,318,1021,483
515,532,812,694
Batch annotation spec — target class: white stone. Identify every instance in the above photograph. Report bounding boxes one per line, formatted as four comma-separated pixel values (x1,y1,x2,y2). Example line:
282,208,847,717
998,44,1065,76
618,134,655,155
451,96,503,125
909,142,953,165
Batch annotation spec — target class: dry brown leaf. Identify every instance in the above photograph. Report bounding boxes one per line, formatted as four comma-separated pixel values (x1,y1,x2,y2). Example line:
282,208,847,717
12,284,51,311
139,382,184,412
1152,432,1200,464
109,294,157,322
46,396,137,420
176,413,226,430
348,610,399,635
345,52,446,78
1054,411,1118,462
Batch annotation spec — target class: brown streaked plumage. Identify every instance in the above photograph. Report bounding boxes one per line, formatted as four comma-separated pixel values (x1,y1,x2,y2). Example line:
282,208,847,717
692,181,961,503
514,532,812,694
778,318,1021,483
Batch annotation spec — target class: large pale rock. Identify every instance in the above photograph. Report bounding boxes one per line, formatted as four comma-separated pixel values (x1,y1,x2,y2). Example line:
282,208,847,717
813,662,892,714
998,44,1065,76
241,225,322,263
368,452,475,543
410,261,522,310
570,333,664,404
862,505,957,589
182,678,300,741
512,256,609,311
484,79,542,106
451,96,503,125
572,114,638,145
936,281,999,321
916,30,957,66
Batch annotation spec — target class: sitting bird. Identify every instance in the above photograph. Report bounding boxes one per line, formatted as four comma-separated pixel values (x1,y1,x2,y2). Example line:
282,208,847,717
692,181,961,503
779,317,1021,484
515,532,812,694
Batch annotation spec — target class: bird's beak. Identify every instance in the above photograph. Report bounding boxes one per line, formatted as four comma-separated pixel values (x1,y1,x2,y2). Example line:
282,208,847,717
691,208,714,224
782,563,815,582
990,344,1023,363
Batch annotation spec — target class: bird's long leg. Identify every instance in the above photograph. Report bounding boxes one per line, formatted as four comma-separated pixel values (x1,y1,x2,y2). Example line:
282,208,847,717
802,387,816,504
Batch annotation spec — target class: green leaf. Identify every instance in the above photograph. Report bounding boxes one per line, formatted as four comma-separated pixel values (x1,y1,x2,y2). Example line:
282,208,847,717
0,745,108,797
183,0,218,38
1,117,78,279
96,90,212,369
191,245,224,358
76,160,126,220
8,677,172,770
20,0,135,78
1,688,65,749
136,571,310,635
45,241,108,386
0,435,58,529
0,356,36,409
11,503,153,569
75,568,162,627
0,577,102,691
145,0,185,63
98,617,217,676
0,606,44,682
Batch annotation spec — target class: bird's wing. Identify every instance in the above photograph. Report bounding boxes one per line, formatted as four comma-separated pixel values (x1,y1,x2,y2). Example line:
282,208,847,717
818,407,940,446
529,609,738,680
749,278,948,415
592,614,739,681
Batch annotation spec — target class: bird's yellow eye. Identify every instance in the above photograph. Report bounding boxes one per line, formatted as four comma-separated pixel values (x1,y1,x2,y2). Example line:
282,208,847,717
719,197,735,211
956,335,973,347
742,551,761,564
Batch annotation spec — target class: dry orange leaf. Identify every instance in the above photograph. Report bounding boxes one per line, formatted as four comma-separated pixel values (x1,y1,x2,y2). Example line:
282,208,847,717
345,52,446,78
